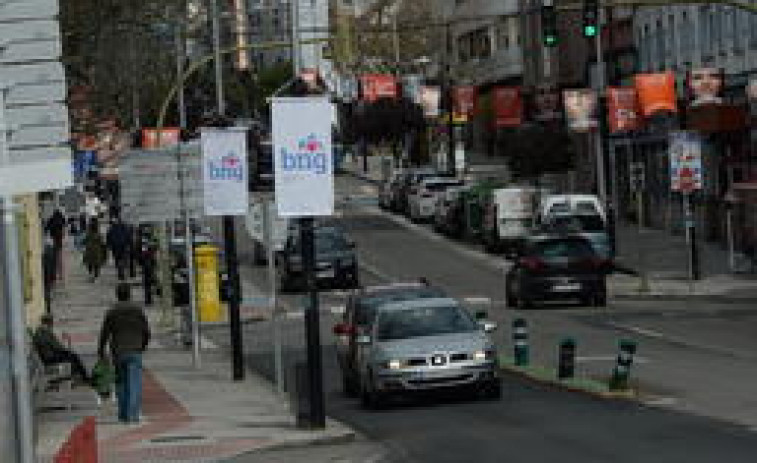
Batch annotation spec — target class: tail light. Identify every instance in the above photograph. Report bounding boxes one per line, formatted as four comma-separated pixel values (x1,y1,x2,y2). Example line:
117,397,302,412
333,323,355,336
519,257,545,271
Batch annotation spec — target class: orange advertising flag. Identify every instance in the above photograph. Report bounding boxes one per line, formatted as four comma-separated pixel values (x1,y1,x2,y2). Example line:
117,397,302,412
607,87,642,133
634,71,677,117
360,74,398,103
492,87,523,127
142,128,181,148
453,85,477,120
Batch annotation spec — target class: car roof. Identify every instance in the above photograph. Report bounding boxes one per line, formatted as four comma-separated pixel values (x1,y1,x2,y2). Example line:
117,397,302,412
376,297,460,314
525,233,592,244
360,282,431,294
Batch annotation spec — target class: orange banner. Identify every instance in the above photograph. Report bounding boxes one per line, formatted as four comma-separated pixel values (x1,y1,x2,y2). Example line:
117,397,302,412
453,85,477,121
492,87,523,127
607,87,642,133
634,71,677,118
142,128,181,148
360,74,398,103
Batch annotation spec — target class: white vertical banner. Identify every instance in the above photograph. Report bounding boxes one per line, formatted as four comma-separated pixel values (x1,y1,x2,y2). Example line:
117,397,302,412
272,97,334,217
201,128,249,216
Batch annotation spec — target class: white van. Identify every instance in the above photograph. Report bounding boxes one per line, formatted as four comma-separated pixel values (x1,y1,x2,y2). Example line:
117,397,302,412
482,187,542,253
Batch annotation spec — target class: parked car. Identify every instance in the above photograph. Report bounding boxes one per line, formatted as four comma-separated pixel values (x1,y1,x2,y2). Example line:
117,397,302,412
357,297,501,409
408,177,465,223
539,213,612,258
433,185,469,233
333,282,447,397
505,235,609,308
398,167,441,216
276,225,359,292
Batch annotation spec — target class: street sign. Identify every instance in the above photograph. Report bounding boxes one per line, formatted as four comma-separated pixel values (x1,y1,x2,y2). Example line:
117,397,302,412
0,0,58,21
120,150,181,223
6,103,68,149
669,131,703,194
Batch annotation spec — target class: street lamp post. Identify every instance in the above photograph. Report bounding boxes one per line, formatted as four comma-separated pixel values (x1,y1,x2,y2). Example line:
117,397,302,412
209,0,245,381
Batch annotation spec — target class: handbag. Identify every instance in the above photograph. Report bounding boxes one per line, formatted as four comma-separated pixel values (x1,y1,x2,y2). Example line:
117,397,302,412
91,357,115,398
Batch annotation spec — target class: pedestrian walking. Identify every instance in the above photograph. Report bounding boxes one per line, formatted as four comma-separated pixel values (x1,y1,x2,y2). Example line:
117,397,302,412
137,227,157,306
106,218,131,280
42,237,56,314
33,315,91,385
45,208,66,280
82,219,106,281
98,283,151,423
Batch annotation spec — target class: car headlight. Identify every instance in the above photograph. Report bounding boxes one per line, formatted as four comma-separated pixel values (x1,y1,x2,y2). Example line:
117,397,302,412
381,359,402,370
474,350,495,361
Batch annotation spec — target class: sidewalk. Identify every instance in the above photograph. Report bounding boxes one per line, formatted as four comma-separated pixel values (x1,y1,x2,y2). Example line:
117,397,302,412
35,241,354,462
609,221,757,300
341,156,757,301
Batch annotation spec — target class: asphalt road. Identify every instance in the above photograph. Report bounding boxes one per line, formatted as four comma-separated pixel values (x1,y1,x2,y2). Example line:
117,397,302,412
208,174,757,462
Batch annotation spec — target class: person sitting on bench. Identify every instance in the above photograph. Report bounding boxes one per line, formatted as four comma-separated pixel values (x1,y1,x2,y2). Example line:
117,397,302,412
33,315,91,386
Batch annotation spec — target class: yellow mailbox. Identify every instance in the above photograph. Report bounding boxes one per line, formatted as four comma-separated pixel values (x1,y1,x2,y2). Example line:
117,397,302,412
194,244,223,323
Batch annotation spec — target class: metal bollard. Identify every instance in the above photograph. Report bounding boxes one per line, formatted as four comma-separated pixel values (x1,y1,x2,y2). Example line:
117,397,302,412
609,339,637,391
512,318,529,366
557,338,576,380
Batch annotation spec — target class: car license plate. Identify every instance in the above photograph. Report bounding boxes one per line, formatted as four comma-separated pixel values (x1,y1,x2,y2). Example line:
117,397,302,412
553,283,581,292
316,269,335,279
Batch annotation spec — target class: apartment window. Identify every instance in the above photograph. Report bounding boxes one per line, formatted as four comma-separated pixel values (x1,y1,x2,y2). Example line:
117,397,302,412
679,11,691,62
700,6,713,58
731,7,742,52
667,15,675,64
711,6,723,54
655,19,665,69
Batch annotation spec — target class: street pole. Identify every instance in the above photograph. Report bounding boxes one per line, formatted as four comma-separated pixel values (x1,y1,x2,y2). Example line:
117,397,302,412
684,193,701,282
263,200,284,395
210,0,226,116
291,0,301,75
444,22,455,176
1,88,34,463
593,11,607,203
175,21,187,131
211,0,245,380
300,217,325,428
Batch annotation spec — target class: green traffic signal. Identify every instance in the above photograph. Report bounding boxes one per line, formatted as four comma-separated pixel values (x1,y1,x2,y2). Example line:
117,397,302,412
583,24,597,38
544,35,558,46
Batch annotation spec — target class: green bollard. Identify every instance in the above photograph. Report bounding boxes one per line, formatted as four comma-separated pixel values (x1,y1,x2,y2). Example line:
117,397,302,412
512,318,529,366
557,338,577,380
609,339,637,391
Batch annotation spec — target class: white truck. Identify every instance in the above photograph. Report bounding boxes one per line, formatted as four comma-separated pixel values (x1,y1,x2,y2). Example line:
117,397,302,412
482,187,542,253
244,197,289,265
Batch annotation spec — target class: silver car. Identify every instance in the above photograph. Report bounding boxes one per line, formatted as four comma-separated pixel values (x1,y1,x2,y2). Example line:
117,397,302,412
357,298,501,409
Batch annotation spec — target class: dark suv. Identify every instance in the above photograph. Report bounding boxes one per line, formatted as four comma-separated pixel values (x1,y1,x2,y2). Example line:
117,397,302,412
276,226,359,292
333,282,446,396
505,235,609,308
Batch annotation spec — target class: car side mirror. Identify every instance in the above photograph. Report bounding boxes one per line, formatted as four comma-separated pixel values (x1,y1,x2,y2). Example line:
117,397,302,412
479,320,497,333
474,310,488,320
356,334,372,345
347,241,356,249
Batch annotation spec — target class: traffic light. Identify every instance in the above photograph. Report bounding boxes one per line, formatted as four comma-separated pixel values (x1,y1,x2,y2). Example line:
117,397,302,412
541,4,558,47
583,0,599,38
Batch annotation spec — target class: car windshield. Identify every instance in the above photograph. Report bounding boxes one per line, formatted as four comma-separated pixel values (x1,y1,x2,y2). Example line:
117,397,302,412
355,288,446,325
376,305,478,341
533,239,596,259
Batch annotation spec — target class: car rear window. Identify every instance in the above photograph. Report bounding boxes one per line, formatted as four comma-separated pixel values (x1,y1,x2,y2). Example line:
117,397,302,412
574,214,606,232
533,239,596,259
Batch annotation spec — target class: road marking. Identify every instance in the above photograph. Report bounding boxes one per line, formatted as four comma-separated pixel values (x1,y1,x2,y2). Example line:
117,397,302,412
612,324,665,339
576,355,650,364
645,397,679,407
463,297,492,305
358,259,393,283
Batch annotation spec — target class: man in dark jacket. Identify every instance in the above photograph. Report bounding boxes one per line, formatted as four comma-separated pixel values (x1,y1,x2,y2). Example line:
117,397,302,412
46,209,66,280
33,315,90,384
106,218,131,280
98,283,150,423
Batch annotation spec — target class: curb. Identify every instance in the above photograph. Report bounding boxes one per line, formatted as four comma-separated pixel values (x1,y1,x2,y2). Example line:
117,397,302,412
498,357,637,402
610,291,757,303
227,422,357,458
